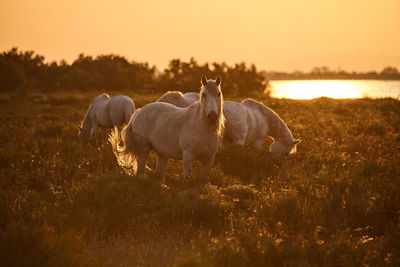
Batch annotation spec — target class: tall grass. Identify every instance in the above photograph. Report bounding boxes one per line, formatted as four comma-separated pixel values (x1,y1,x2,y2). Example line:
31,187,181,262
1,90,399,266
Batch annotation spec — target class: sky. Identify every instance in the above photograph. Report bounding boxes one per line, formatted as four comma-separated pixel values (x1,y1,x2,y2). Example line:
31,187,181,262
1,0,399,72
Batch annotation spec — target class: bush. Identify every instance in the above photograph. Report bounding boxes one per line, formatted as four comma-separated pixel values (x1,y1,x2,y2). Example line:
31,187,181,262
0,48,269,95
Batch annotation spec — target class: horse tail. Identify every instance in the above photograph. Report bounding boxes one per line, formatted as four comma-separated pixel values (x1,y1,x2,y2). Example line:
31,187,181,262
109,125,138,175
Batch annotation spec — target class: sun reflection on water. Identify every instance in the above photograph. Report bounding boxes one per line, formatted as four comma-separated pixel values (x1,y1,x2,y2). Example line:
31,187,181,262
270,80,364,99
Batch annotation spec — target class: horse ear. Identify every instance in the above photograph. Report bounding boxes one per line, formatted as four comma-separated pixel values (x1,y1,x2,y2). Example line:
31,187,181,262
215,75,221,86
293,139,301,145
201,75,208,86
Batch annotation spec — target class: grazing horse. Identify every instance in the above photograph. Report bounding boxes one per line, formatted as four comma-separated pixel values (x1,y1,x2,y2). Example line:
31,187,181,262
110,75,225,181
79,94,135,141
224,99,300,156
157,92,299,156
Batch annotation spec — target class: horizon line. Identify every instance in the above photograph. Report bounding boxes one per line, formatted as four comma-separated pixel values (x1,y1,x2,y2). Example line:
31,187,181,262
2,46,399,74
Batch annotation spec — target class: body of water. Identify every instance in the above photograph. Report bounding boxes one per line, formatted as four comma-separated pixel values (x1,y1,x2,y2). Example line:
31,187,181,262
269,80,400,99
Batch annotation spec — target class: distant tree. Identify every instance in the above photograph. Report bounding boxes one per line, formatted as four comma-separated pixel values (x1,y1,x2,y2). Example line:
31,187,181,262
62,53,156,91
42,60,69,90
159,58,268,96
382,66,399,75
159,58,212,92
0,47,46,91
223,62,268,96
0,55,25,91
379,66,399,79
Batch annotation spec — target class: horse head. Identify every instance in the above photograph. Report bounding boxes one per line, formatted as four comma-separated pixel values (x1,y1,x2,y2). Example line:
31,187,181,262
243,99,300,157
270,138,301,156
200,75,223,126
78,125,90,139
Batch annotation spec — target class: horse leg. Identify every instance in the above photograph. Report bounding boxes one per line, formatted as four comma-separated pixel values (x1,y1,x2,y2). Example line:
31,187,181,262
182,150,194,179
236,138,246,146
230,127,246,145
255,138,263,148
199,156,215,181
115,124,122,143
92,124,99,143
155,154,169,182
237,127,247,145
136,150,149,177
97,126,108,143
102,127,108,141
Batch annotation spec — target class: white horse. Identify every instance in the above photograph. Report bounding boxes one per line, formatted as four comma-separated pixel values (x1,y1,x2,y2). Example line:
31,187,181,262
156,91,299,156
110,75,225,181
79,94,135,140
224,99,300,156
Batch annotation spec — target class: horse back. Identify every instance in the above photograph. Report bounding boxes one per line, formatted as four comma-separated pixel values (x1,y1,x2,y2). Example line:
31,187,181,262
109,96,135,124
128,102,191,159
130,102,217,160
221,101,248,143
89,95,110,126
240,100,269,144
132,102,188,131
157,91,192,108
183,92,200,102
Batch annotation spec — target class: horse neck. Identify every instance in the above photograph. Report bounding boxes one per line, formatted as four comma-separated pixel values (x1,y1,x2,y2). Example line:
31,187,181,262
81,105,93,131
189,101,207,122
189,101,225,136
262,106,293,143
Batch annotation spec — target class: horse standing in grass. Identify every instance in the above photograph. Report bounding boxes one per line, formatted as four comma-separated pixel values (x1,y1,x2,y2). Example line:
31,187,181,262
110,75,225,181
157,92,299,156
79,94,135,141
224,99,300,156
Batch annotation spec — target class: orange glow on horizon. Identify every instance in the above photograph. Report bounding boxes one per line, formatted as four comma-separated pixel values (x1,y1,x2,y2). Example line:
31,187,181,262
0,0,399,72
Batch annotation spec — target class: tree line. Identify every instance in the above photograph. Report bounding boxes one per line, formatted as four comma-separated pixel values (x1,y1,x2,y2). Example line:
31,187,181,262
0,48,268,96
1,47,399,95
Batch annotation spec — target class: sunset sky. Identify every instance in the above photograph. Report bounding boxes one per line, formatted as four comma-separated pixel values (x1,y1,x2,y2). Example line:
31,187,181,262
1,0,399,72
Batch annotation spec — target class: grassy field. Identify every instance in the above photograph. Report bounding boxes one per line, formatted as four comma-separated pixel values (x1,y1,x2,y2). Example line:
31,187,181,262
1,89,399,266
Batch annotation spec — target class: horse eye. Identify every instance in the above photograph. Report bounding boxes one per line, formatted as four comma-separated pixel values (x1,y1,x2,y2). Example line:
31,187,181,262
202,93,206,98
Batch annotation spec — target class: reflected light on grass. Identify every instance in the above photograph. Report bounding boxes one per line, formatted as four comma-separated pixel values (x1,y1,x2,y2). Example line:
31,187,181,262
271,80,364,99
